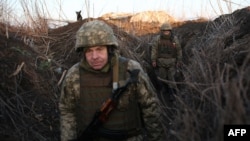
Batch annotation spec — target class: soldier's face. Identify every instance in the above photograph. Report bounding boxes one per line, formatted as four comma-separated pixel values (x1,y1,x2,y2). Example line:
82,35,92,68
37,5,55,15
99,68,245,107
85,46,108,70
162,30,171,35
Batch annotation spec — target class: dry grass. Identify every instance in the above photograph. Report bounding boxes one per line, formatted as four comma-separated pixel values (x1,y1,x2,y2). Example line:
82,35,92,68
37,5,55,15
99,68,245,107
166,8,250,141
0,0,249,141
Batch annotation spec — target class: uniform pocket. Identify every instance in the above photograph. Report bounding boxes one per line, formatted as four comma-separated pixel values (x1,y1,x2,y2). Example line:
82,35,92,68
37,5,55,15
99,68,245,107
117,92,130,111
116,85,136,111
157,58,176,67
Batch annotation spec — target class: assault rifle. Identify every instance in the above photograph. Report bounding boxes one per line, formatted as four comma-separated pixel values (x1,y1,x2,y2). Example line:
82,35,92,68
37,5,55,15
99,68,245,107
72,69,140,141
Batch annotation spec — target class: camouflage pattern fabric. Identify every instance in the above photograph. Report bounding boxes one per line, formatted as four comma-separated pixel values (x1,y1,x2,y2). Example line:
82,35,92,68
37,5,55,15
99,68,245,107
59,57,165,141
151,35,182,64
151,35,182,89
75,20,118,52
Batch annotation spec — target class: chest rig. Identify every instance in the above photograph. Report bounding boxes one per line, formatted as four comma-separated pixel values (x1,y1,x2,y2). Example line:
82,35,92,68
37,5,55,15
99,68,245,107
76,57,142,139
158,38,177,58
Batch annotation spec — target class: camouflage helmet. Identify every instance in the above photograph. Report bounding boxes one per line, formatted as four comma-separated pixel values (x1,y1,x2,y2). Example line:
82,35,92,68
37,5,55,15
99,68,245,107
160,22,172,31
75,20,118,52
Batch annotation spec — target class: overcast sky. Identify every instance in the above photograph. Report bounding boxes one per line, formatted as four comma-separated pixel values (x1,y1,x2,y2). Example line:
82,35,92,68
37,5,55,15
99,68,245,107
9,0,250,22
51,0,250,20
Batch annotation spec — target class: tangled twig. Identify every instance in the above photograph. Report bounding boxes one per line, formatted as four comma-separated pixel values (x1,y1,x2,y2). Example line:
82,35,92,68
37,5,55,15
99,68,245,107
9,62,25,77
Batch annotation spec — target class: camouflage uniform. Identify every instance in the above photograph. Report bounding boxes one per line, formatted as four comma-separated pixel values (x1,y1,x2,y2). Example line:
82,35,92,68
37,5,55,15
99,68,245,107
59,20,164,141
151,22,182,91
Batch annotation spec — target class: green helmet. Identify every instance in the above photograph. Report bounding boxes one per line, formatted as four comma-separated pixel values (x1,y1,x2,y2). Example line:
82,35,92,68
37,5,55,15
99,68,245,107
160,22,172,31
75,20,118,52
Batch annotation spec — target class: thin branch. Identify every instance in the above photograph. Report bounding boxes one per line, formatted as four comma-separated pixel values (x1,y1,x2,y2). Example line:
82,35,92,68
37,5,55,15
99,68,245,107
9,62,25,77
57,70,67,86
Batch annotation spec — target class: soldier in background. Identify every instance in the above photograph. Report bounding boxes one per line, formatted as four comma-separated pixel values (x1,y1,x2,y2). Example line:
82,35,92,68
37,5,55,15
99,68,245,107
76,10,82,21
151,22,183,102
59,20,164,141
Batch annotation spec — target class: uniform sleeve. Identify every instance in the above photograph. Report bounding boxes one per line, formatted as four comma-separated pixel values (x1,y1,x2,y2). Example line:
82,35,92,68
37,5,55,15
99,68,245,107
150,36,159,62
128,60,164,141
59,66,79,141
174,36,182,61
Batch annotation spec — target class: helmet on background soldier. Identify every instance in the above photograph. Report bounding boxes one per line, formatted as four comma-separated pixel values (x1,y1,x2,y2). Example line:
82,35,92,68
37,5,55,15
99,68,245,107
75,20,118,52
160,22,172,31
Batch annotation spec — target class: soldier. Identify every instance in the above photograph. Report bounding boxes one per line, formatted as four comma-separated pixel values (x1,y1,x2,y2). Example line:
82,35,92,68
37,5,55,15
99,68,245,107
59,20,164,141
76,10,82,21
151,22,182,102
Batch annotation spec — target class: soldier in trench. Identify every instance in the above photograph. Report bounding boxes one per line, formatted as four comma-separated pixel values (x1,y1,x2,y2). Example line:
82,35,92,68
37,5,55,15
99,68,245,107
150,22,183,105
59,20,165,141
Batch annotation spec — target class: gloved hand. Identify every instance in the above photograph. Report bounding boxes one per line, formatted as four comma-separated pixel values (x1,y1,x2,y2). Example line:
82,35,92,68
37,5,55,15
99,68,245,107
152,61,157,68
176,61,182,68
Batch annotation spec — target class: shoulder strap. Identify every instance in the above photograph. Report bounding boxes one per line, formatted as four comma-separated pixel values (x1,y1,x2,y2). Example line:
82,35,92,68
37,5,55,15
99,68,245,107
112,56,129,90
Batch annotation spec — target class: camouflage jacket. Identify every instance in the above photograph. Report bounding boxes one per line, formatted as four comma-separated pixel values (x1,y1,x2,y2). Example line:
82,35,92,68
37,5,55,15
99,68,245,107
59,57,164,141
151,35,182,66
